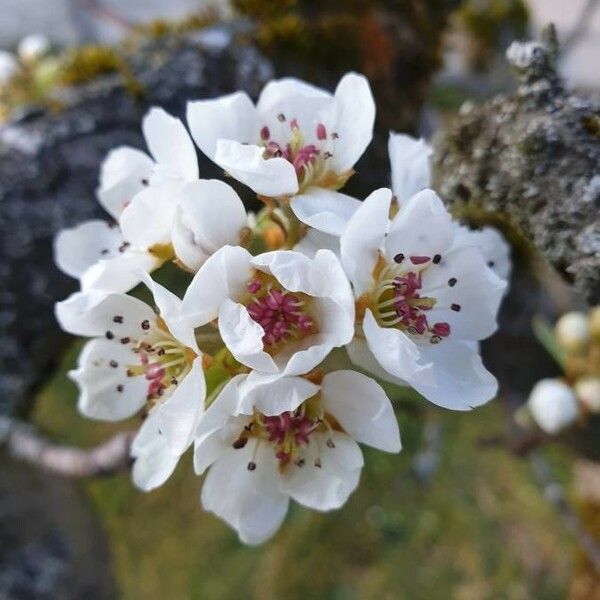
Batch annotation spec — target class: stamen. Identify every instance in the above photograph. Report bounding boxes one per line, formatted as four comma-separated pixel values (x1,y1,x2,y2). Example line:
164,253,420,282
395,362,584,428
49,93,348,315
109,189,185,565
409,256,430,265
451,303,461,312
260,126,270,141
448,278,457,287
113,315,123,324
316,123,327,140
394,253,405,264
432,254,442,264
105,331,114,340
141,320,150,330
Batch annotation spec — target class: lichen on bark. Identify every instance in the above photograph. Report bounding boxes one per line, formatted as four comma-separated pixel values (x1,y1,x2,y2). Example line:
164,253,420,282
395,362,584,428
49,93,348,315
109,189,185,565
433,25,600,304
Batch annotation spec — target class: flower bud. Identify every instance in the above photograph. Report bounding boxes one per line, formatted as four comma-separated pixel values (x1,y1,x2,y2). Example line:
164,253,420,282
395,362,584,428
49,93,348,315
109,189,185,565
555,311,590,353
17,34,50,63
0,50,18,86
527,378,579,435
575,377,600,413
589,306,600,340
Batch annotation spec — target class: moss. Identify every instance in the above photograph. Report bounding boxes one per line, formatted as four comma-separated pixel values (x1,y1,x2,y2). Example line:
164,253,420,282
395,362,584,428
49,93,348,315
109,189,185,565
131,8,218,39
60,45,124,85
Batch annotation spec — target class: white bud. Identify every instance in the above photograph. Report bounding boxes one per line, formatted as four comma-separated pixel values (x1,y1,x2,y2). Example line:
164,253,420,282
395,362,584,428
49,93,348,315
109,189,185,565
575,377,600,413
0,50,18,86
527,378,579,435
17,34,50,62
555,311,590,353
589,306,600,339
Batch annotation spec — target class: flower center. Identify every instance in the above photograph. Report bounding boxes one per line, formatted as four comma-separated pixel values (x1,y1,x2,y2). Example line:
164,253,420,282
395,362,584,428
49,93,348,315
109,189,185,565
231,396,339,472
244,272,317,353
108,315,194,405
370,255,453,345
259,116,351,193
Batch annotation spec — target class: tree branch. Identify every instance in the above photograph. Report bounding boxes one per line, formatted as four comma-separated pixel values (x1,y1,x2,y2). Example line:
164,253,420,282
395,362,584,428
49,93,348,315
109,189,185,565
0,416,135,478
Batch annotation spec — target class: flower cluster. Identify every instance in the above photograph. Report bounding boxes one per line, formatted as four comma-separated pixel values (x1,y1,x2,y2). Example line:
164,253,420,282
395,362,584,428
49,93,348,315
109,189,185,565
524,307,600,435
54,72,510,544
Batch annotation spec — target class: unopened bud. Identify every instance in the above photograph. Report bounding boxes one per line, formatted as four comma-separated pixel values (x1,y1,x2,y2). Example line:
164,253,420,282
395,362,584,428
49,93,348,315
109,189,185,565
589,306,600,340
575,377,600,413
527,378,579,435
555,311,590,353
18,34,50,63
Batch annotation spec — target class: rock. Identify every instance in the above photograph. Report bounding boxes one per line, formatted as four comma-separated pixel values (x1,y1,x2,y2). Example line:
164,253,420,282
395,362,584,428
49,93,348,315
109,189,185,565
433,26,600,305
0,455,117,599
0,28,274,416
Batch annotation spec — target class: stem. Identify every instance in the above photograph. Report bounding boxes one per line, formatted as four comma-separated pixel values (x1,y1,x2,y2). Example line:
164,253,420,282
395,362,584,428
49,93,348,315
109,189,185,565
279,201,303,249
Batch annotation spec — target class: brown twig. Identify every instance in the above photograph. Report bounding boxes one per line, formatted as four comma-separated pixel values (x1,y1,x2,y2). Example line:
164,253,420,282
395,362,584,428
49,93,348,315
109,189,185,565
0,415,135,477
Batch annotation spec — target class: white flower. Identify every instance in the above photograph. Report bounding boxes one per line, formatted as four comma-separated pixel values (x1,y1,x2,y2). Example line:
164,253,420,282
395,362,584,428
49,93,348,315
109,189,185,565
55,276,206,491
17,34,50,62
0,50,18,86
389,132,512,284
54,108,247,291
575,377,600,413
186,72,373,225
555,311,590,353
528,378,579,434
194,370,401,544
340,187,506,410
183,246,354,376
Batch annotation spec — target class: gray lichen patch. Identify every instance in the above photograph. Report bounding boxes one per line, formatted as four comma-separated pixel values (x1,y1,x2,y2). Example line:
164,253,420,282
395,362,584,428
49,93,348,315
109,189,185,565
433,26,600,304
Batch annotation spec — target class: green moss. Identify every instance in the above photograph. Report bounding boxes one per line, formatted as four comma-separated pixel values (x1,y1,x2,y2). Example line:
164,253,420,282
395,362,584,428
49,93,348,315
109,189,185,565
31,343,575,599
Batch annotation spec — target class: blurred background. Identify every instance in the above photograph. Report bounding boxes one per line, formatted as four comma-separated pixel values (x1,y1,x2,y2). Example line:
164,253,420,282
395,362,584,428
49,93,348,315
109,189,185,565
0,1,599,599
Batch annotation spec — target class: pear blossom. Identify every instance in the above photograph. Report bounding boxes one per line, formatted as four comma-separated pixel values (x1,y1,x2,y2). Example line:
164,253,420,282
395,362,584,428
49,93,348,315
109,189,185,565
54,108,248,292
527,378,579,434
387,132,512,284
194,370,401,544
340,187,506,410
55,277,206,490
183,246,354,376
186,73,373,227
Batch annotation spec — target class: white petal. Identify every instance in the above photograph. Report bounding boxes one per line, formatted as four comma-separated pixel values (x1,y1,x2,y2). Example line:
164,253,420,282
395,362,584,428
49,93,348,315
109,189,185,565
331,72,375,172
257,78,331,114
280,431,363,511
409,341,498,410
293,229,340,259
131,410,179,491
237,372,319,416
385,189,454,262
119,183,181,248
388,133,432,203
453,225,512,283
363,309,435,385
421,245,506,341
183,245,253,326
340,187,391,296
158,357,206,454
194,376,244,442
201,444,289,545
54,220,123,279
321,371,401,453
345,337,409,387
171,179,247,272
55,290,156,338
140,272,199,353
214,140,298,197
290,188,361,236
97,147,154,219
142,107,199,182
80,249,160,294
187,92,257,160
218,299,278,373
70,339,147,421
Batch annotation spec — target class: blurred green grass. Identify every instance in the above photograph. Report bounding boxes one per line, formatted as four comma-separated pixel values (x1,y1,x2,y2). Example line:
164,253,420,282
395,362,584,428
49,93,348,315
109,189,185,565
33,343,575,600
